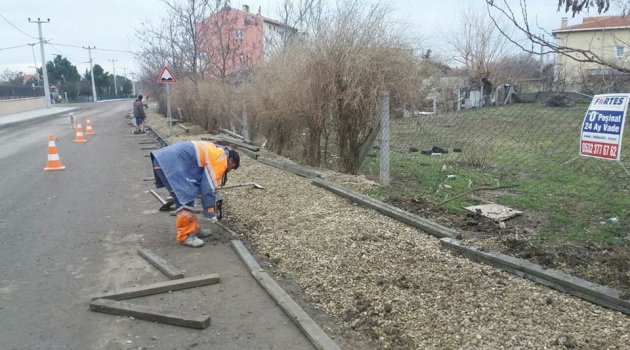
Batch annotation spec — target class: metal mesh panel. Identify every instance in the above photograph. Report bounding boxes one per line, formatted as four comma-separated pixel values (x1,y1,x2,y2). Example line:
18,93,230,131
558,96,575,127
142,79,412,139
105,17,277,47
0,84,45,100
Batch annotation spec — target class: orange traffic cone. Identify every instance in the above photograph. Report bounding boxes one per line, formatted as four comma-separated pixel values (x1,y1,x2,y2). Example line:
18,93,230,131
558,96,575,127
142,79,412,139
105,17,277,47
44,135,66,171
74,121,87,143
85,118,95,135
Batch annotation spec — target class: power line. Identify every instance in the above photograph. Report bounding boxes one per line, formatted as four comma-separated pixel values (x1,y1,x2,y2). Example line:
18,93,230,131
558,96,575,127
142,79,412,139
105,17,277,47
47,43,77,62
0,44,29,51
47,41,137,54
0,14,37,39
95,47,137,54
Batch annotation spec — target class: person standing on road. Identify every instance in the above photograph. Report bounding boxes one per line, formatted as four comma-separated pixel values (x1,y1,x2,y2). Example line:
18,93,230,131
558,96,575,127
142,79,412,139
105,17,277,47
150,141,240,247
133,95,146,134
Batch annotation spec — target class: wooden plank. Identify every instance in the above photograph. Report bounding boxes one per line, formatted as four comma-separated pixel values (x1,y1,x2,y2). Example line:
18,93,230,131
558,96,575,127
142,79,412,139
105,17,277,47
201,135,259,152
177,123,189,132
441,238,630,315
231,240,341,350
219,128,244,139
217,128,254,144
236,146,259,160
90,298,210,329
91,273,220,301
258,157,323,179
137,248,185,279
149,189,168,205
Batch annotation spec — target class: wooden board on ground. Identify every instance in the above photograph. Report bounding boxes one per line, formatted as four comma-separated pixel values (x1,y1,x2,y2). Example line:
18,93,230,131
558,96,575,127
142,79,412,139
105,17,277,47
137,248,184,279
231,240,341,350
440,237,630,315
258,157,323,179
201,135,259,152
90,298,210,329
219,128,244,139
219,128,254,145
91,273,220,301
236,146,259,160
464,204,522,222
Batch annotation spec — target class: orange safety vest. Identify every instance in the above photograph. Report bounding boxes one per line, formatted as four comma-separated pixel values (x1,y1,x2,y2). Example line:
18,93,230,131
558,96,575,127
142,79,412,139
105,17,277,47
192,141,228,190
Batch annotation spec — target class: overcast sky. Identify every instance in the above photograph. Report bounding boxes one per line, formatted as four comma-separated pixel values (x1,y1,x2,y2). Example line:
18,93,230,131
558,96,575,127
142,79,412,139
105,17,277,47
0,0,603,79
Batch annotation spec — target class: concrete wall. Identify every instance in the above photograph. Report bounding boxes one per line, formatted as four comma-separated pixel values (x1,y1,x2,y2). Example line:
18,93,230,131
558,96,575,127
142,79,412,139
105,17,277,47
0,97,45,116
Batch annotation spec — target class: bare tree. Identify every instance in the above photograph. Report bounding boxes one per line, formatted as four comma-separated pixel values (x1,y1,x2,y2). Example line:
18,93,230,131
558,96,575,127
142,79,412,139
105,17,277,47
485,0,630,74
277,0,324,43
136,0,216,83
446,6,517,83
161,0,215,80
248,0,422,173
493,52,543,82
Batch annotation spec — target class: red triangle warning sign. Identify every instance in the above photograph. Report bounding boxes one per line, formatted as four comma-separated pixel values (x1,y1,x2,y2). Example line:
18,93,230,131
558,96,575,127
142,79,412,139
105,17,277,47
157,66,176,83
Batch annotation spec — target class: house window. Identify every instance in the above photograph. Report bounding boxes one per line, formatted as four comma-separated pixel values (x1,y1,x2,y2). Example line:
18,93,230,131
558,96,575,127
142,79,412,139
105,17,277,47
235,29,244,40
616,44,626,58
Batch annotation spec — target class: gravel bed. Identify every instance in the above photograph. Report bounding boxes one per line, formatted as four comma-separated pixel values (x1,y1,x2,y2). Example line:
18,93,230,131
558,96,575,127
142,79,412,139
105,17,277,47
145,112,629,349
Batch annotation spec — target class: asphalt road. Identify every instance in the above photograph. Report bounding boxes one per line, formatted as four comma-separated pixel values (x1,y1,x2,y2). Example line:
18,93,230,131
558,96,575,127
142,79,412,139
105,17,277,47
0,101,314,350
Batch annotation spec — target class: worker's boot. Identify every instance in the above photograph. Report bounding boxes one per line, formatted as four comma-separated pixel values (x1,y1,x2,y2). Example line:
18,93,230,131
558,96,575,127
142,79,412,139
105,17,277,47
176,209,202,247
182,234,204,248
196,228,211,238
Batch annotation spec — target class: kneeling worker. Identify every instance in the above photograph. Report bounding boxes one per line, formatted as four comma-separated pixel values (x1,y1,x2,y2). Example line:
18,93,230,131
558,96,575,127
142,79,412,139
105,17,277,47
151,141,240,247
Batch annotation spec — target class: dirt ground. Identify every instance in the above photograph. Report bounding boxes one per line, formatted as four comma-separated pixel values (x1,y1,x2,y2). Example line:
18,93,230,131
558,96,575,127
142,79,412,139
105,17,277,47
384,195,630,297
144,111,630,349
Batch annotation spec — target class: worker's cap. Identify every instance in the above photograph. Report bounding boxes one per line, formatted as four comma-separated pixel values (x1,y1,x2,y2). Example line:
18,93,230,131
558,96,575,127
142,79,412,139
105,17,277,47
229,149,240,170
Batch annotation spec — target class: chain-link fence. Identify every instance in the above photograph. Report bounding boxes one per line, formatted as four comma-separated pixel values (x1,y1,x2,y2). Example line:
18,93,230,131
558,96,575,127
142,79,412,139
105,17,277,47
0,84,45,100
362,94,630,244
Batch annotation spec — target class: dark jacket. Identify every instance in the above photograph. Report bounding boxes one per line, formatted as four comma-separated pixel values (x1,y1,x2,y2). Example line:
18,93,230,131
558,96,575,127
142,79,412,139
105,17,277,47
133,99,146,119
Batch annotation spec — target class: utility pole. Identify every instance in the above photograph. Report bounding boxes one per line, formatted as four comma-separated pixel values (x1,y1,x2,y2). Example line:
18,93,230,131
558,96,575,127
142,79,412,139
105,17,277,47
28,17,51,108
84,46,98,102
122,67,128,96
130,72,137,96
27,43,40,86
108,59,118,96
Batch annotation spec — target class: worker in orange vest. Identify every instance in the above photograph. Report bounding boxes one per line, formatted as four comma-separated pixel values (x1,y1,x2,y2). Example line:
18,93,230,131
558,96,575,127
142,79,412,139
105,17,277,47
151,141,240,247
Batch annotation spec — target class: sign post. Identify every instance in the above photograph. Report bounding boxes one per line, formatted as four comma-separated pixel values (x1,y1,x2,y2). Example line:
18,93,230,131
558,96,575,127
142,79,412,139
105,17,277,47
157,66,176,136
579,94,627,161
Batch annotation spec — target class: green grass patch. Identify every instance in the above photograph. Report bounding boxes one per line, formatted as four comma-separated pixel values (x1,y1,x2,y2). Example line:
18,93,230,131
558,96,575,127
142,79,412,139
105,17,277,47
361,102,630,246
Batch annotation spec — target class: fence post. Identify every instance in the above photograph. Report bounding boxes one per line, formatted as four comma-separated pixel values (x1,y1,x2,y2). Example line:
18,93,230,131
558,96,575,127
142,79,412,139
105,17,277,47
379,91,390,186
242,101,250,140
